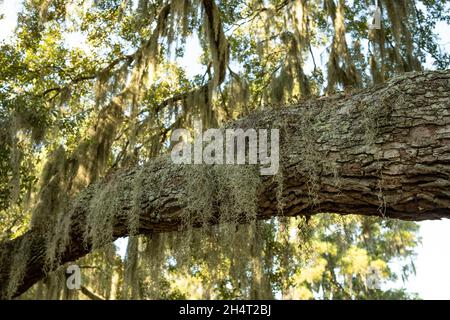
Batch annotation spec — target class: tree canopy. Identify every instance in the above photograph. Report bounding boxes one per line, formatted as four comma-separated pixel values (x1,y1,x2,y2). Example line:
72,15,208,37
0,0,449,300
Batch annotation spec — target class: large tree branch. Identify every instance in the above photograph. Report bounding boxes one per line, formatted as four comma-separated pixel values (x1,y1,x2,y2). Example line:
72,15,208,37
1,70,449,299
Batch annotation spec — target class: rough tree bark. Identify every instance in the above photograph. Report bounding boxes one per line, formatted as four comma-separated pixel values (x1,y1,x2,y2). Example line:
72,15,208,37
0,70,449,299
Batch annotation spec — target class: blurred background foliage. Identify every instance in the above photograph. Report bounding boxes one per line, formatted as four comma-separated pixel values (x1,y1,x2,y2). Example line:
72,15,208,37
1,0,448,299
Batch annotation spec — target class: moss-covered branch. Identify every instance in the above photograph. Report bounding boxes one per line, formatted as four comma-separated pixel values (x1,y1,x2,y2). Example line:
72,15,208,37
1,70,450,299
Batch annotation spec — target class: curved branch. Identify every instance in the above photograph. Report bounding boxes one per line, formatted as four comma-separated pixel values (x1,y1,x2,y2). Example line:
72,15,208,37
80,286,105,300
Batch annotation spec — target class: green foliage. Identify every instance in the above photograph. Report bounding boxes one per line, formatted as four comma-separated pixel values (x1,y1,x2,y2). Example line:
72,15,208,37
2,0,448,300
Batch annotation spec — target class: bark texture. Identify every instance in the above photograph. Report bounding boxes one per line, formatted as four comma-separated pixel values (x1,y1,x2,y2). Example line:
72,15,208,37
1,70,449,299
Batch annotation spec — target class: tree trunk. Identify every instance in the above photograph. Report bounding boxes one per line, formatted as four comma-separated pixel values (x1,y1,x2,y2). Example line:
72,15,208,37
1,70,449,299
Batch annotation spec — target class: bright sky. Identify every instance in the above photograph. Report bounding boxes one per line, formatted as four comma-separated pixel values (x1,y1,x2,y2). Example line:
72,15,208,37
404,219,450,299
0,1,19,40
1,0,450,300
